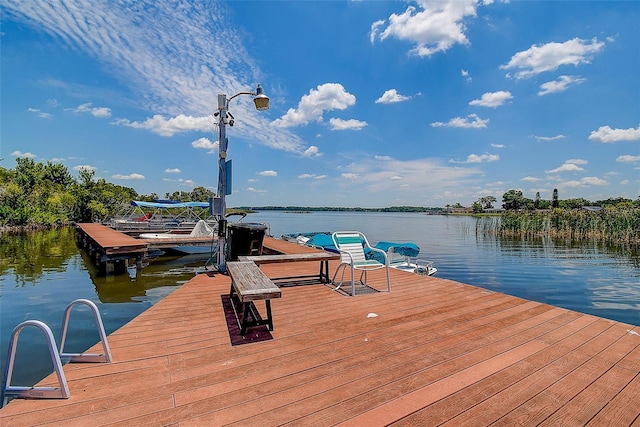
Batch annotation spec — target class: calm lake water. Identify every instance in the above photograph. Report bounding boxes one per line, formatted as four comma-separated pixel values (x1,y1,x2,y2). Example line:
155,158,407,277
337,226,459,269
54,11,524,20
1,212,639,389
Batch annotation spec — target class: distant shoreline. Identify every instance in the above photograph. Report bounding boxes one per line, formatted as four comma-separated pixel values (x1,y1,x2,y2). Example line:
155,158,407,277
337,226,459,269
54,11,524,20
235,206,442,213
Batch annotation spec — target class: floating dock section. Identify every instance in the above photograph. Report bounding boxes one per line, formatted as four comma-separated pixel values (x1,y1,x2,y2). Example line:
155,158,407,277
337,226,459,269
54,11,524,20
76,223,147,275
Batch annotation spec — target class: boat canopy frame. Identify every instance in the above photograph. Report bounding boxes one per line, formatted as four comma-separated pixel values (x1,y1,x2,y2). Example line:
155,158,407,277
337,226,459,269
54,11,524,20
107,200,216,231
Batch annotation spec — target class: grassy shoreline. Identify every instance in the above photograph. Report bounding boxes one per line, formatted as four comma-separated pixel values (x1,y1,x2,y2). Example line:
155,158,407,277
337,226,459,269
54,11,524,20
475,208,640,247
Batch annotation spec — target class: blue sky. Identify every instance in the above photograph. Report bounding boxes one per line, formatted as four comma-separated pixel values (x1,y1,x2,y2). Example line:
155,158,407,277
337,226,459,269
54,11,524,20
2,0,639,208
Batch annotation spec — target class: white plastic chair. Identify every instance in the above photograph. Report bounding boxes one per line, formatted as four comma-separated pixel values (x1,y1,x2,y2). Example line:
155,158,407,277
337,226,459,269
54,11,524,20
331,231,391,295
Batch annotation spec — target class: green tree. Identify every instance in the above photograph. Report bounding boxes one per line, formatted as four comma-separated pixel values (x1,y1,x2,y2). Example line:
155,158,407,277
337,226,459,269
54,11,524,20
502,190,533,210
43,162,73,187
479,196,497,209
560,198,591,209
189,186,215,202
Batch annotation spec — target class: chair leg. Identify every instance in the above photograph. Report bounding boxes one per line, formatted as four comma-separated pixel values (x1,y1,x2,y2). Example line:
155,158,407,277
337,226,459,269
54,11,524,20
386,266,391,292
332,264,346,291
351,265,356,296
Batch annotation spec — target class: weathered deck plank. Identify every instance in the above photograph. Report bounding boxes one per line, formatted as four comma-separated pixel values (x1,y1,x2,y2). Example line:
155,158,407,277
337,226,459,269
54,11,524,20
1,237,638,426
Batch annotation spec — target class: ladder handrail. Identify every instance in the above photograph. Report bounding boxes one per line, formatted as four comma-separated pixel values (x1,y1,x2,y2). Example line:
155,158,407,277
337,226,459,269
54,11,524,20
2,299,113,407
59,299,112,363
1,320,70,407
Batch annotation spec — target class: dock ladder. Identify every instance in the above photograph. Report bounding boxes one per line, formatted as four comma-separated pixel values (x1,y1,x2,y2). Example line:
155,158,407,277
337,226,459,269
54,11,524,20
1,299,112,407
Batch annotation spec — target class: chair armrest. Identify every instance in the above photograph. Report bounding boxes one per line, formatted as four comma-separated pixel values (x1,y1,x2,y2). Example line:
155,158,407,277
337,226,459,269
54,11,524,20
368,247,389,265
337,248,356,264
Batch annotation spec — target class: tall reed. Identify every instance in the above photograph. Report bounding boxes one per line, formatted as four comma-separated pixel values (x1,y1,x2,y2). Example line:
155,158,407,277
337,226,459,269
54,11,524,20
478,208,640,247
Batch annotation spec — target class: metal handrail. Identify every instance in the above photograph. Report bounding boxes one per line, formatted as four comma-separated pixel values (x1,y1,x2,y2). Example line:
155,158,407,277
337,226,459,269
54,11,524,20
1,299,112,407
1,320,70,407
59,299,112,363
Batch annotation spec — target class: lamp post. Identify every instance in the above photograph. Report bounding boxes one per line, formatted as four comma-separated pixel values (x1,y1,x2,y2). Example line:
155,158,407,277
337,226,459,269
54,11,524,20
215,84,269,273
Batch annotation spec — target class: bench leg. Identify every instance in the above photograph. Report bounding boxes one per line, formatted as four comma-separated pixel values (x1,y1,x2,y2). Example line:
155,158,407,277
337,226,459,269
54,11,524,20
265,300,273,331
240,302,251,336
235,298,274,336
320,260,329,283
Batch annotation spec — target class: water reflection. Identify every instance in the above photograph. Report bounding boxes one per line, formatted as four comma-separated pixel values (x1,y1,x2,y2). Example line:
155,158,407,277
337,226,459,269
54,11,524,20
470,227,640,325
80,249,212,303
0,227,79,286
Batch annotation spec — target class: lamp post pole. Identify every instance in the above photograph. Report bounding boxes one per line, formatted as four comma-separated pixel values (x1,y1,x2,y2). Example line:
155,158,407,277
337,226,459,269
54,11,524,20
215,84,269,273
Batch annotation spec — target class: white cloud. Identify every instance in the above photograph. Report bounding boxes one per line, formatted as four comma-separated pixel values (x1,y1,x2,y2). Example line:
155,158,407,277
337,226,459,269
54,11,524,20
165,168,181,173
72,102,112,118
272,83,356,128
491,144,505,148
521,176,540,182
546,159,587,173
589,125,640,143
501,37,605,79
469,91,513,108
451,153,499,163
461,69,471,82
246,187,267,193
302,145,323,158
115,114,215,137
375,89,411,104
298,174,327,179
112,173,145,180
27,107,52,118
534,134,566,141
4,1,306,153
342,173,360,179
563,177,608,187
580,177,608,186
566,159,588,165
538,75,586,96
11,150,37,158
617,155,640,163
191,137,218,153
336,156,484,196
329,118,368,131
259,170,277,177
371,0,481,57
431,113,488,128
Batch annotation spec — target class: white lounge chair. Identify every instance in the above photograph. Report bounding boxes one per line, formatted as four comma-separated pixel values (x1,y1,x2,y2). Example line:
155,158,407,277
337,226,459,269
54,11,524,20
331,231,391,295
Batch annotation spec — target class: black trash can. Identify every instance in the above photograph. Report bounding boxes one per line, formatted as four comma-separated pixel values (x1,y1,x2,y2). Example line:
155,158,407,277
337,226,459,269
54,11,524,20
227,223,267,261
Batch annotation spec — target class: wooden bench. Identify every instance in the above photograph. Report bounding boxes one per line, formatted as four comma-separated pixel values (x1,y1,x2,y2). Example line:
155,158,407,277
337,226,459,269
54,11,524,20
226,261,282,336
238,252,340,285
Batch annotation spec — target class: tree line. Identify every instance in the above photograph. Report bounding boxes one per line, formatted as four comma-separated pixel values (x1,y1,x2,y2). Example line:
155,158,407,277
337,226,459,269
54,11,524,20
0,159,214,228
494,189,638,212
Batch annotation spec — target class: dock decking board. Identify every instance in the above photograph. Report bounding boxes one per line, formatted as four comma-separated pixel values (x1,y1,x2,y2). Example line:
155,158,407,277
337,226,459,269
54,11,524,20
76,223,147,254
2,238,639,426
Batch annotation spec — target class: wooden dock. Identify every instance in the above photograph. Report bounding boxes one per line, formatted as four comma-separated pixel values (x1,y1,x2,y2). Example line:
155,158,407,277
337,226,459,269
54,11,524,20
76,223,148,274
76,223,215,271
2,237,639,426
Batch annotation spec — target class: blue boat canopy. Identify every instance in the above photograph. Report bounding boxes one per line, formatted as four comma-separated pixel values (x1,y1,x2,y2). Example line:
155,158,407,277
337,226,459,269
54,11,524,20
131,200,209,209
307,233,338,253
374,241,420,257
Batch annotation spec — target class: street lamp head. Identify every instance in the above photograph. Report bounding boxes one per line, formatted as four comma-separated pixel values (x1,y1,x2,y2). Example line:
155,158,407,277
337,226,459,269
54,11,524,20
253,84,270,111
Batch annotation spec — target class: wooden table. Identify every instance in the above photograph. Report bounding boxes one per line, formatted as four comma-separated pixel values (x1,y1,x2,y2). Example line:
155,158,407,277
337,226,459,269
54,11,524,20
238,252,340,285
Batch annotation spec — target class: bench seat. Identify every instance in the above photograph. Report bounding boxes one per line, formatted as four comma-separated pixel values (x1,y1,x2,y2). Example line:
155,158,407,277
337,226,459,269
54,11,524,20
227,261,281,335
